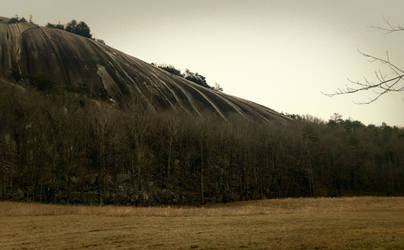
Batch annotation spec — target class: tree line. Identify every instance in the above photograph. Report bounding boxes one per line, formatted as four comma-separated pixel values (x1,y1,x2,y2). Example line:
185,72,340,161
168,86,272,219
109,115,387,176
0,83,403,206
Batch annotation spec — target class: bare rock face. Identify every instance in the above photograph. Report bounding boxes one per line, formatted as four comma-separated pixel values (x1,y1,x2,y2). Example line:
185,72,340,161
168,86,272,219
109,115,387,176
0,19,286,122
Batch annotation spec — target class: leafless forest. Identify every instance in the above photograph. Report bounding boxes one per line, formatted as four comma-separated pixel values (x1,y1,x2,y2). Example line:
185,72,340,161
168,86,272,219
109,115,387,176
0,83,403,206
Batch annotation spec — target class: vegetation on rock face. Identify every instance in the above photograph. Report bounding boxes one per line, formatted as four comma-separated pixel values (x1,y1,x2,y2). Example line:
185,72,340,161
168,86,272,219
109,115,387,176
184,69,210,89
47,19,92,39
0,84,403,206
7,15,93,39
7,16,27,24
155,64,183,78
46,22,64,30
155,63,223,91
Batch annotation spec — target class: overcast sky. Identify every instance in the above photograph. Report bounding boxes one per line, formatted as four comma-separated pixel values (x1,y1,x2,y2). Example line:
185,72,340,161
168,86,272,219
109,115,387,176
3,0,404,126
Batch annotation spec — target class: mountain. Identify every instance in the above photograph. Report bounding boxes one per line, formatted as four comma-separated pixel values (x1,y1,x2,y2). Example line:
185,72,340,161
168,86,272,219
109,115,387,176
0,17,287,122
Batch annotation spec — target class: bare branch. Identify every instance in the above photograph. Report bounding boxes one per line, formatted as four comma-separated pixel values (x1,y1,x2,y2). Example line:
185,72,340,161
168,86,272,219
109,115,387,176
323,71,404,103
323,19,404,103
357,49,404,74
370,17,404,33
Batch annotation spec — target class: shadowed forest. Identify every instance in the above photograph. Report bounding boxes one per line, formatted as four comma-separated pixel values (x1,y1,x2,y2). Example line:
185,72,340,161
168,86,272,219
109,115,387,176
0,83,403,206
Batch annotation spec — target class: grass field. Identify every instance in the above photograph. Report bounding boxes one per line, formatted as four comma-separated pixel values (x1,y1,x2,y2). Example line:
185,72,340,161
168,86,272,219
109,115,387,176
1,197,404,249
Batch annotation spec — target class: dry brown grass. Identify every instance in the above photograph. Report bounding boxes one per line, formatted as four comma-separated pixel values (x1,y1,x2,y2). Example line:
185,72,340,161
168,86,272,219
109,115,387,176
1,197,404,249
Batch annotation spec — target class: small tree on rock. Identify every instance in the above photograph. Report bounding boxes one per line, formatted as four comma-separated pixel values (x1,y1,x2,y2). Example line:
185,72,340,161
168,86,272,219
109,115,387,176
76,21,92,38
184,69,210,88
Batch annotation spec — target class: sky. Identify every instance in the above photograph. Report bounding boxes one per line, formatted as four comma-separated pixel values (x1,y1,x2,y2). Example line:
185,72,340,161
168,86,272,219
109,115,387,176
2,0,404,126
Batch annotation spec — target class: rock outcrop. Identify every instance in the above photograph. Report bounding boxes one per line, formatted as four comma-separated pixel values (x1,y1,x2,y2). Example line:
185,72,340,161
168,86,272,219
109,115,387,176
0,18,286,122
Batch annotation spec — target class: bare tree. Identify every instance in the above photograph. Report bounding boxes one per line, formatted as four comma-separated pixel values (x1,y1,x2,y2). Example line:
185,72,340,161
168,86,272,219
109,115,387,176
324,20,404,104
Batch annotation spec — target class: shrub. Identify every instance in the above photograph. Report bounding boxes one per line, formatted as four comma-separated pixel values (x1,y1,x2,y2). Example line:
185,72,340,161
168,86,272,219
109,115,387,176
156,63,222,90
184,69,210,88
47,19,92,39
158,64,184,77
8,16,27,24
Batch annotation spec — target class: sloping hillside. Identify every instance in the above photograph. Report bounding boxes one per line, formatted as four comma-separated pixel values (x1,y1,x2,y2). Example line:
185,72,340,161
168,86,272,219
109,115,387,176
0,18,286,122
